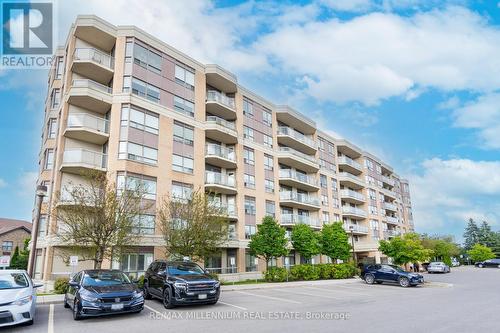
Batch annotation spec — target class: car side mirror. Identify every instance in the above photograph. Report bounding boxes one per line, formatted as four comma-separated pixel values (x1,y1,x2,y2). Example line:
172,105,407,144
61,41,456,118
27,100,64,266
33,283,44,289
158,270,166,277
69,281,79,288
204,269,210,275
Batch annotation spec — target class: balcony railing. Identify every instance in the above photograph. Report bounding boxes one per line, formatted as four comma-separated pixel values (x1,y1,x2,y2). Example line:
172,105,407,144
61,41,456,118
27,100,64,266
280,192,320,206
211,202,237,217
342,206,367,217
338,155,362,170
384,229,401,237
339,172,365,183
382,175,395,186
340,189,365,201
206,116,236,130
205,172,236,188
279,169,318,187
59,185,98,205
67,113,109,133
281,214,321,227
277,126,317,148
62,149,107,169
344,224,369,233
205,144,236,161
385,216,399,224
72,79,112,94
384,202,397,211
73,47,114,69
206,90,235,109
278,147,317,164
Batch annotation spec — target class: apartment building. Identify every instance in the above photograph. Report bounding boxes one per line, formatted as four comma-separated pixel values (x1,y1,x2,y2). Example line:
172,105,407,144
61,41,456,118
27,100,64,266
34,15,414,281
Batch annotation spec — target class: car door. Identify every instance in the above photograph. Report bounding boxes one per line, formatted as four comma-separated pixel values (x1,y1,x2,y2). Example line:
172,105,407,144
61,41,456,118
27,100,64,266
379,265,398,282
67,272,81,305
151,262,167,296
147,262,160,297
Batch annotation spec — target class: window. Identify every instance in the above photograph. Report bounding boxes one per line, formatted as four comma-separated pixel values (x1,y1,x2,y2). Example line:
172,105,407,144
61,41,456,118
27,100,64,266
47,118,57,139
119,141,158,165
243,99,253,116
318,140,325,151
334,213,341,222
130,77,160,103
50,89,60,109
131,215,155,235
172,154,194,174
133,43,162,74
370,219,379,230
173,121,194,145
38,215,47,238
328,144,335,154
171,182,193,201
264,154,273,170
243,126,254,141
265,200,275,217
331,178,338,191
41,180,51,203
244,196,256,215
173,95,195,117
376,164,382,174
120,252,154,279
245,250,257,272
265,179,274,193
262,111,272,126
174,64,195,89
369,189,377,200
322,212,330,224
121,105,159,134
55,57,64,79
117,173,157,200
321,194,329,206
243,147,255,165
365,159,374,171
369,205,378,215
2,241,13,252
245,225,256,239
44,149,54,170
244,174,256,189
320,175,327,188
365,175,375,186
263,134,273,148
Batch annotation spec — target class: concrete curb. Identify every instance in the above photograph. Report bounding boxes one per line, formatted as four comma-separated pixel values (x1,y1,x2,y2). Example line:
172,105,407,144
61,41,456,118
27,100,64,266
221,277,363,291
423,281,453,288
37,294,64,304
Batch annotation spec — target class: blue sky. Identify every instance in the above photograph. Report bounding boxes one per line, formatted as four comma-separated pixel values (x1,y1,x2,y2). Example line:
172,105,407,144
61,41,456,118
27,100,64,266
1,0,500,243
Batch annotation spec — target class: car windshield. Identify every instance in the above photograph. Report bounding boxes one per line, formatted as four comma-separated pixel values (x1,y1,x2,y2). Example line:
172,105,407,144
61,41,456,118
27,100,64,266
389,265,406,272
167,263,205,276
82,271,131,287
430,262,443,266
0,272,29,290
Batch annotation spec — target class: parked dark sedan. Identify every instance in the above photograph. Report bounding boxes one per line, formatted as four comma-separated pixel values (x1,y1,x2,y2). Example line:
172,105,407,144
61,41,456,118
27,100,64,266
363,264,424,287
64,269,144,320
475,258,500,268
144,260,220,308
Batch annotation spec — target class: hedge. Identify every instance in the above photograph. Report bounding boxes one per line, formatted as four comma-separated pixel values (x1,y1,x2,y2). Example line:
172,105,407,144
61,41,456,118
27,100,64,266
53,277,69,294
263,263,358,282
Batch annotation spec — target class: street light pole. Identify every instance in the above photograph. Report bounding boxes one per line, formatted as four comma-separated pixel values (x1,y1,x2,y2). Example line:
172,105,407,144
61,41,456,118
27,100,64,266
28,185,47,278
349,226,356,265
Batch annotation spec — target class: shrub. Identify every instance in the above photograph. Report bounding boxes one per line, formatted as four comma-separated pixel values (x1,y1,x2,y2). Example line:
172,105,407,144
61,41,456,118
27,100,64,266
290,264,320,281
53,277,69,294
136,275,145,289
332,263,357,279
317,264,331,280
264,267,288,282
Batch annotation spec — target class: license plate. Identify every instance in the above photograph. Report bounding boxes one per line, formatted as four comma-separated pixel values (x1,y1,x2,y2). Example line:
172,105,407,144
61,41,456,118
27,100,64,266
111,303,124,310
198,294,207,300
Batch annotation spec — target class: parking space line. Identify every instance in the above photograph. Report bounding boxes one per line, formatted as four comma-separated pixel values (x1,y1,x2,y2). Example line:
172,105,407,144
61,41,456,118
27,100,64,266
218,301,248,310
304,286,370,297
274,288,346,300
235,291,302,304
144,304,164,316
47,304,54,333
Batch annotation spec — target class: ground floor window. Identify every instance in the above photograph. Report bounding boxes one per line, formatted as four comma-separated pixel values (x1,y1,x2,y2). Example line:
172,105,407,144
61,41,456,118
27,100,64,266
120,252,153,279
245,250,257,272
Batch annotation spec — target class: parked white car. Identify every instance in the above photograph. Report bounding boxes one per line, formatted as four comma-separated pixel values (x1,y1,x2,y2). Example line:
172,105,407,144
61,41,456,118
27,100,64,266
0,270,42,327
427,262,451,274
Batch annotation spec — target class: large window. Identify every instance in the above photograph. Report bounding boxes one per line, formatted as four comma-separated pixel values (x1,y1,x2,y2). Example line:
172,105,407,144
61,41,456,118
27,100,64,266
172,154,194,174
245,225,256,239
117,173,157,200
173,96,195,117
265,179,274,193
38,215,47,238
126,77,160,103
244,196,256,215
47,118,57,139
243,99,253,116
265,200,275,217
243,147,254,165
133,43,162,74
245,250,257,272
50,89,60,109
119,141,158,165
173,121,194,145
120,252,153,279
131,215,155,234
263,134,273,148
2,241,13,252
55,57,64,79
264,154,273,170
171,182,193,201
44,149,54,170
263,110,272,126
243,126,254,141
174,64,195,89
244,174,255,189
121,105,159,135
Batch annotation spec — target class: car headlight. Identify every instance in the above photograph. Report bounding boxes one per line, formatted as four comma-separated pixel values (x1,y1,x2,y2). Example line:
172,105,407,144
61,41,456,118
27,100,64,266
80,293,99,303
13,295,32,306
214,281,220,288
174,282,187,289
132,290,144,299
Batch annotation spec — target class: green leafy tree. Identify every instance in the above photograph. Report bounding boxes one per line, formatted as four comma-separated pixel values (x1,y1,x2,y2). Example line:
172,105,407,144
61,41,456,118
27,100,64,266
249,216,289,269
320,222,351,263
467,243,496,263
421,234,460,266
463,218,480,251
16,238,30,270
379,233,432,266
9,246,19,269
291,224,320,263
478,221,496,248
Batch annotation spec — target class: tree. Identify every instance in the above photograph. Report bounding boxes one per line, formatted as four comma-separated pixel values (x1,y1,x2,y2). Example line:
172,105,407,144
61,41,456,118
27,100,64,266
467,243,496,263
290,224,320,263
421,234,460,266
379,233,432,266
15,238,30,270
9,246,19,269
54,171,146,269
463,218,480,251
478,221,496,248
320,222,351,263
157,189,230,262
249,216,289,269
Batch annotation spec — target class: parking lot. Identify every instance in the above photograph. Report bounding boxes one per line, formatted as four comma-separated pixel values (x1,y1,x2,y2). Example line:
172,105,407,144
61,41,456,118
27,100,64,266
5,266,499,333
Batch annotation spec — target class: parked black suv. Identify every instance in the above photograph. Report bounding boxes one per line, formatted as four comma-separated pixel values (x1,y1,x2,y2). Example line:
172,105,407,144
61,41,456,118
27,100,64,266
475,258,500,268
143,260,220,308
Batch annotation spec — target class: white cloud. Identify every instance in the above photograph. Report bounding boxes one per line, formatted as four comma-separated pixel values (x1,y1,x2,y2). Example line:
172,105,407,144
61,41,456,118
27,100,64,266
0,179,7,188
437,96,460,110
453,93,500,149
408,158,500,239
320,0,374,12
16,171,38,198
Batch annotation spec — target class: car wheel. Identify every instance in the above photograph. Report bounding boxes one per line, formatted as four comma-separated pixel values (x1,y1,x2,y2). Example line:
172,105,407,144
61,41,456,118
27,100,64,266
143,283,152,300
497,265,500,269
73,300,82,321
63,295,70,308
399,277,410,288
478,264,483,268
364,274,375,284
162,287,175,309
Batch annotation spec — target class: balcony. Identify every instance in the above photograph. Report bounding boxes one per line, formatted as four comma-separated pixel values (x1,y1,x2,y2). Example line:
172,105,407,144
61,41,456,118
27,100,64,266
280,214,321,229
206,91,236,120
384,229,401,238
211,202,238,220
344,223,369,235
342,206,367,219
275,105,316,135
72,48,114,84
205,144,237,169
60,148,107,174
385,216,399,225
382,188,397,200
278,169,319,192
205,116,238,144
67,79,112,114
384,202,397,212
74,17,116,52
277,147,319,173
337,156,363,175
277,127,317,155
336,139,362,159
57,185,98,207
382,175,395,187
338,172,365,190
340,189,365,204
64,113,109,145
205,172,237,194
279,192,320,210
205,64,237,93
